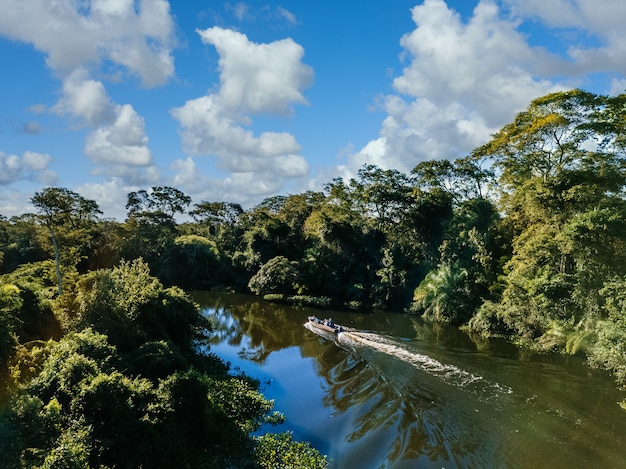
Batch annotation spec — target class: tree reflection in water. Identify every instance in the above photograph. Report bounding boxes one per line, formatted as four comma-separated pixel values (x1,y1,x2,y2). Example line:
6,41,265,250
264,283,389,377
195,292,308,363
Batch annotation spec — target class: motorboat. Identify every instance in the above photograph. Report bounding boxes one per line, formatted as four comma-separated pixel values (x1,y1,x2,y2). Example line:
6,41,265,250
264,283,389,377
306,316,350,334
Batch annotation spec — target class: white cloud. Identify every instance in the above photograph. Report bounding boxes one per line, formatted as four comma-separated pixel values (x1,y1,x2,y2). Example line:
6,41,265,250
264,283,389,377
0,150,56,185
171,157,211,193
503,0,626,33
0,0,172,194
0,0,175,87
277,7,298,27
0,189,34,218
610,78,626,96
52,69,153,170
394,1,560,125
0,153,20,184
197,27,312,115
339,0,567,180
84,104,152,166
172,27,312,200
503,0,626,77
22,151,51,171
76,178,134,220
54,68,116,126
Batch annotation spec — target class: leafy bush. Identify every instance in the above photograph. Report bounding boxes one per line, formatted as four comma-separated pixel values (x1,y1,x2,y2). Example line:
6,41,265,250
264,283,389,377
0,259,330,468
1,328,292,468
249,256,300,296
466,301,504,336
56,258,211,353
255,432,328,469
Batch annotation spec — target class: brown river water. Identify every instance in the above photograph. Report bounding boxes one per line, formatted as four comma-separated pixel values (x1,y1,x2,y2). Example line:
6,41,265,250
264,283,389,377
195,292,626,469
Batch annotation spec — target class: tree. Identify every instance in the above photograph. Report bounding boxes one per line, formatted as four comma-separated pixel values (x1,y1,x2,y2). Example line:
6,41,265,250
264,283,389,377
190,201,244,235
0,215,48,274
412,156,495,203
248,256,300,296
471,90,626,345
31,188,101,295
56,258,211,353
123,187,192,271
0,283,20,366
126,186,191,219
411,263,471,325
159,235,226,290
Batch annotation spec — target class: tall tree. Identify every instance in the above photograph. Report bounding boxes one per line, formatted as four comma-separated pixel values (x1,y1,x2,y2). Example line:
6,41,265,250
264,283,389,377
123,187,192,271
126,186,191,219
31,188,101,295
471,90,626,343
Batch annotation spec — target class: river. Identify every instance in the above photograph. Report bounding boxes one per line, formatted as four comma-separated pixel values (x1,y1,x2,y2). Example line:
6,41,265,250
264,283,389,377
194,292,626,469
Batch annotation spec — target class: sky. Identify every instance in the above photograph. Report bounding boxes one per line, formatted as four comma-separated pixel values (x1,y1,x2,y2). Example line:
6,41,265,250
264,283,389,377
1,0,626,220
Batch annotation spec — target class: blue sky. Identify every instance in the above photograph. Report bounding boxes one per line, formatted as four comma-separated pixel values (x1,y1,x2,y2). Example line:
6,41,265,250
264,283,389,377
1,0,626,219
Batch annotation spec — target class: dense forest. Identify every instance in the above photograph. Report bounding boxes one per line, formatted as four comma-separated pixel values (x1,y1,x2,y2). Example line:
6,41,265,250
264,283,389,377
2,89,626,465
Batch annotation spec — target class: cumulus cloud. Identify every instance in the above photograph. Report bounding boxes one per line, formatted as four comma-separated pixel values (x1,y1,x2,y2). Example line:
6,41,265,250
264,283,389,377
0,0,175,87
340,0,626,181
54,69,115,126
0,189,35,218
52,68,153,169
610,78,626,96
84,104,152,166
197,27,312,115
0,150,57,185
503,0,626,77
340,0,569,179
172,27,313,200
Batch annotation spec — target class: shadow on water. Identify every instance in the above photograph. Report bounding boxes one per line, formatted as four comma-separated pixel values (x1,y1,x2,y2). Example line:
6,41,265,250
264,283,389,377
195,292,626,469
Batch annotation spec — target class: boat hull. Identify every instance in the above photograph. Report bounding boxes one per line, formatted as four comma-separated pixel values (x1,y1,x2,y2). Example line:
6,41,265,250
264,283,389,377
306,316,353,336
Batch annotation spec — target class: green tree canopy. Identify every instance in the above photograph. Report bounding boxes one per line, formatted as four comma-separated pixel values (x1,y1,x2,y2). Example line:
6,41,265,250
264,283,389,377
31,188,102,295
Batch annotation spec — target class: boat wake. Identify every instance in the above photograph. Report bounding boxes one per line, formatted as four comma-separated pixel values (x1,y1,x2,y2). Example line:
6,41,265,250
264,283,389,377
335,330,511,398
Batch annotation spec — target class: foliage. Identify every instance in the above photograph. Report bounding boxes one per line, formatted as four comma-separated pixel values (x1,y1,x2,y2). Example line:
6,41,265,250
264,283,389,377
0,215,48,274
255,432,328,469
126,185,191,219
0,283,21,366
249,256,300,296
159,234,226,289
0,268,59,368
471,90,626,348
55,258,211,354
589,278,626,386
411,263,471,325
31,187,102,295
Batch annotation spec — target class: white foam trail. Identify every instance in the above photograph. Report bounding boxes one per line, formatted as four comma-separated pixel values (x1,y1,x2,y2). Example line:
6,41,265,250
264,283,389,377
338,331,511,396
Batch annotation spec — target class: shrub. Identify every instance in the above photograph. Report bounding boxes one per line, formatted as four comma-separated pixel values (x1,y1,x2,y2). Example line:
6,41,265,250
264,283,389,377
248,256,300,296
255,432,328,469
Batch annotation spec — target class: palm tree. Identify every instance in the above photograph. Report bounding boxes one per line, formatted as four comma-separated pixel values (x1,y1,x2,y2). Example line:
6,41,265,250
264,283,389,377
412,263,469,324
